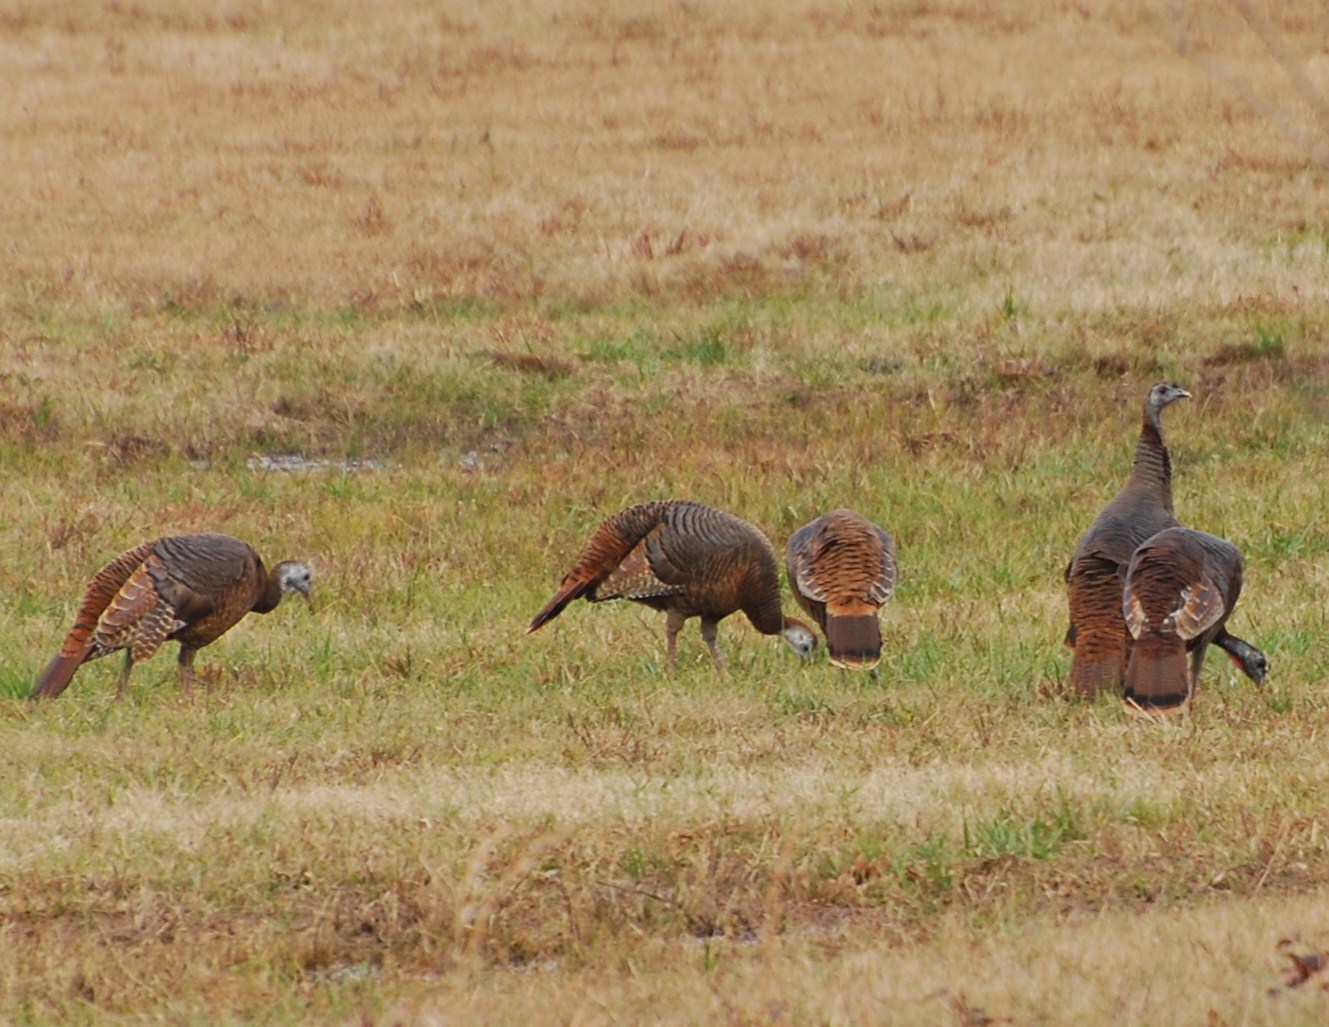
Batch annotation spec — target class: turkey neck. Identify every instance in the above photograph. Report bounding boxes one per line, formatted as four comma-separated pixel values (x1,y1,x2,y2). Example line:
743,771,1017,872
251,567,284,613
742,588,786,636
1128,404,1174,511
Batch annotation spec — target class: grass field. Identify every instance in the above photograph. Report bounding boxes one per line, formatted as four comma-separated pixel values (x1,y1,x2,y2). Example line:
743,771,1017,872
4,0,1329,1022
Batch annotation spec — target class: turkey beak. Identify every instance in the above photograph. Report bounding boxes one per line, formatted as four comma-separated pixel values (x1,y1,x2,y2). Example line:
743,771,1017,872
299,583,314,612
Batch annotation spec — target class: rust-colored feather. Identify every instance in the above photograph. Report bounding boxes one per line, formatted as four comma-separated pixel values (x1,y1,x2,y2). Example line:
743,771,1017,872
97,557,178,655
1170,577,1225,640
31,539,161,699
823,610,884,670
527,503,683,633
596,526,688,601
1066,554,1131,698
1122,526,1247,711
786,509,897,670
1123,635,1192,712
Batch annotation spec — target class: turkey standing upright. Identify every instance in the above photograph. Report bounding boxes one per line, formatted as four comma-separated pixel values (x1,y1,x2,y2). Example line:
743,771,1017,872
1122,525,1265,711
785,509,898,671
1065,382,1190,698
527,500,817,668
31,533,313,699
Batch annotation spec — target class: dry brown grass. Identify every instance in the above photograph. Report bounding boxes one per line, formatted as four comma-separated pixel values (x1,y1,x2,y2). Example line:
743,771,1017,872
3,0,1329,1023
2,0,1327,317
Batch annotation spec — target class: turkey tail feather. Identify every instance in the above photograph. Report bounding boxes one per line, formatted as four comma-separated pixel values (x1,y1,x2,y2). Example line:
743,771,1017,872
1124,640,1190,711
30,645,93,699
1069,655,1125,698
30,538,159,699
528,503,676,634
1067,629,1126,699
825,614,882,670
527,575,597,634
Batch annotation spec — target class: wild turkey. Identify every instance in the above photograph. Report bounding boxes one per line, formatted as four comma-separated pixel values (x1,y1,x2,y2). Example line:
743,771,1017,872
31,533,313,699
1121,526,1263,711
527,500,817,668
1065,381,1190,697
785,509,898,671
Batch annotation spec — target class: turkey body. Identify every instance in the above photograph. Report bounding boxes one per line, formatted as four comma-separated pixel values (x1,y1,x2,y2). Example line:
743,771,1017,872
1065,382,1190,697
1122,526,1261,711
527,500,816,667
785,509,898,671
31,533,313,699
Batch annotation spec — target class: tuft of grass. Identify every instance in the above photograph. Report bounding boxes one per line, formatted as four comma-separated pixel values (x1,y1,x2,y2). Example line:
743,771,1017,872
963,795,1083,861
668,330,731,368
